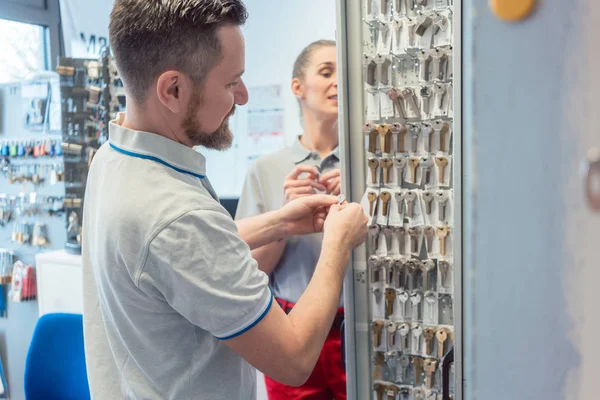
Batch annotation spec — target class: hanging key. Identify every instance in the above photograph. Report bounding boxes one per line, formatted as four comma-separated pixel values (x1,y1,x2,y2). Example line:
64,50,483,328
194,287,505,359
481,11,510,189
424,226,435,252
411,293,422,323
425,292,437,322
401,87,420,116
432,120,446,152
421,122,434,152
386,288,397,317
366,58,378,86
372,320,385,347
408,157,420,183
435,191,449,222
424,359,438,390
413,388,426,400
385,384,399,400
440,122,450,152
431,48,447,80
384,228,394,251
365,124,379,153
369,225,381,254
387,258,396,284
423,191,434,215
414,14,433,36
378,124,393,154
368,192,378,216
373,351,386,380
387,321,398,347
415,0,427,5
388,89,408,121
436,226,449,256
400,388,411,400
406,17,416,46
420,156,433,185
433,13,448,36
409,125,421,153
393,257,406,287
395,190,408,215
435,156,449,185
417,50,431,81
369,254,383,282
394,156,407,186
399,322,411,349
374,383,385,400
420,86,433,116
369,158,380,184
381,158,394,183
408,227,421,254
380,191,392,216
393,124,407,153
405,260,417,289
438,260,450,288
412,355,424,385
420,260,434,290
405,191,417,217
433,83,446,112
394,227,407,255
436,328,448,358
423,327,436,356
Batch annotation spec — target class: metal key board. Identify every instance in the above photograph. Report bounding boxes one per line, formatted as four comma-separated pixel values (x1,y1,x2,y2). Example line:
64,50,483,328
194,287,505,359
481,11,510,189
336,0,462,399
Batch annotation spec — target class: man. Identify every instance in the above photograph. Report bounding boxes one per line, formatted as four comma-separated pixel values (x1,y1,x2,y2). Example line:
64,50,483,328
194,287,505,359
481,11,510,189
82,1,368,399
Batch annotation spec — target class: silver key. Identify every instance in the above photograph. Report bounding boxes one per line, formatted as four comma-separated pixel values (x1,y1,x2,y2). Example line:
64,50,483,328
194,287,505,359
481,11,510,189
421,122,433,152
409,124,420,153
420,156,434,185
401,87,420,116
420,86,432,116
417,50,431,81
369,255,383,283
398,322,411,350
400,387,411,400
435,191,449,221
395,190,408,215
406,18,416,46
420,260,434,291
394,156,407,184
387,321,398,348
425,292,436,322
393,257,406,288
433,83,446,110
411,322,423,351
439,260,450,288
394,226,407,255
388,89,408,121
405,259,416,289
413,388,426,400
384,226,394,251
431,48,447,80
414,15,433,36
422,191,434,215
398,353,411,383
432,120,445,152
433,14,448,35
369,225,380,252
405,191,417,217
408,227,421,254
416,0,427,5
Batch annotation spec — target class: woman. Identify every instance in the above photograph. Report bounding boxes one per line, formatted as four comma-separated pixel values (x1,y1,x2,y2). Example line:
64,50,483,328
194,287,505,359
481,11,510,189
236,39,345,400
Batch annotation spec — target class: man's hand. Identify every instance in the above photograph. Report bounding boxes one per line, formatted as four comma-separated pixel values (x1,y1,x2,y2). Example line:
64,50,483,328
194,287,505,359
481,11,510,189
318,169,341,196
284,165,327,202
277,194,340,237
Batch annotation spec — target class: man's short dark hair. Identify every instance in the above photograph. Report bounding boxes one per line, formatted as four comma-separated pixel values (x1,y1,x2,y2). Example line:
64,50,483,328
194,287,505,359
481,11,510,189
109,0,248,104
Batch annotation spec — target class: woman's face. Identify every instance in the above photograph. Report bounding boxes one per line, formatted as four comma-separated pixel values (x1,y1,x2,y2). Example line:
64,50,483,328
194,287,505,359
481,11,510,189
296,46,338,119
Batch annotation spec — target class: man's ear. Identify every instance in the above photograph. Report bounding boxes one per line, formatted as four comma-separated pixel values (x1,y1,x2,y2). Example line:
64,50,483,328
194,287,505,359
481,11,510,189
291,77,304,100
156,70,188,114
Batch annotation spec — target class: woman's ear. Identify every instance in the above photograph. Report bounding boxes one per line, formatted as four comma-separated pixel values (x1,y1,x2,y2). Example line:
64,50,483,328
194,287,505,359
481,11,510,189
291,77,304,100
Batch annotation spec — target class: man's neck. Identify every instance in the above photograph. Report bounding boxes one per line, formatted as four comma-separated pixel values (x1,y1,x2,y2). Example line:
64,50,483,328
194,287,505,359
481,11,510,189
299,113,338,159
121,102,190,147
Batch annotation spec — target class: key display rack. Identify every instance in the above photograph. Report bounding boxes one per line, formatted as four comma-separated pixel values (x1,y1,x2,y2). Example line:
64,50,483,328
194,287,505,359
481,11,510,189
56,50,125,254
358,1,457,399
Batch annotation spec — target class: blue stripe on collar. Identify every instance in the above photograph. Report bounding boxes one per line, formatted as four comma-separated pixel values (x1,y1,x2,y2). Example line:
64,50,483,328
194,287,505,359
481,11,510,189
109,143,206,180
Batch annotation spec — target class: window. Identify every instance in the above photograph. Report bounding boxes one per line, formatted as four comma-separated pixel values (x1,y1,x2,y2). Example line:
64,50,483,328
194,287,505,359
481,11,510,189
0,19,48,84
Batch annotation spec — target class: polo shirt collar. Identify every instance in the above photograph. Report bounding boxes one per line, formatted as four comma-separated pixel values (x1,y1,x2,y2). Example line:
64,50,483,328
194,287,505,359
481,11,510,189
108,113,207,180
291,135,340,164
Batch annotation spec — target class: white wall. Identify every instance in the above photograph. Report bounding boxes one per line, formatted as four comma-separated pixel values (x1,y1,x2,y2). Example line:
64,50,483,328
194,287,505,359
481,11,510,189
202,0,337,198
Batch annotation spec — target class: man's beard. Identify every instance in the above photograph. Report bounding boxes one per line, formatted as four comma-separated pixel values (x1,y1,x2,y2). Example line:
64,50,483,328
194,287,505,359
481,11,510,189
182,86,235,150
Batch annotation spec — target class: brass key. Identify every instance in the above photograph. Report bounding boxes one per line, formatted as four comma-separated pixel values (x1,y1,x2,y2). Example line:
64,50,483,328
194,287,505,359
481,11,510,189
364,123,377,153
388,89,407,122
377,124,392,154
373,352,385,380
423,226,435,252
424,359,438,390
435,156,449,184
368,192,378,216
408,157,420,184
380,191,392,216
423,327,436,355
381,158,394,183
372,320,384,347
440,123,450,152
436,226,450,256
397,124,408,153
385,385,399,400
412,356,424,386
436,328,448,358
368,158,380,184
385,288,396,317
374,383,385,400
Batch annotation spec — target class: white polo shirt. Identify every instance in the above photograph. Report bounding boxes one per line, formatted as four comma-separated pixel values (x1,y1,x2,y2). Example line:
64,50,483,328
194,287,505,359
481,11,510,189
82,113,272,400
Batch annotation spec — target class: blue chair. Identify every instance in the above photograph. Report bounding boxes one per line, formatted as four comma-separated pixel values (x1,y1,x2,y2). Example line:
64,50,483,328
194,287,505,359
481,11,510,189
24,313,90,400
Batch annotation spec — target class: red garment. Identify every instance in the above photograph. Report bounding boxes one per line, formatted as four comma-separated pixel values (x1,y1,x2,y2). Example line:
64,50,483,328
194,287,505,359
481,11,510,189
266,298,346,400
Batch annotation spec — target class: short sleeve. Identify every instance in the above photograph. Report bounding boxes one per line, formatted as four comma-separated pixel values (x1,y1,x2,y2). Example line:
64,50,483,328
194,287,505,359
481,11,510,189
235,162,266,220
140,209,272,340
